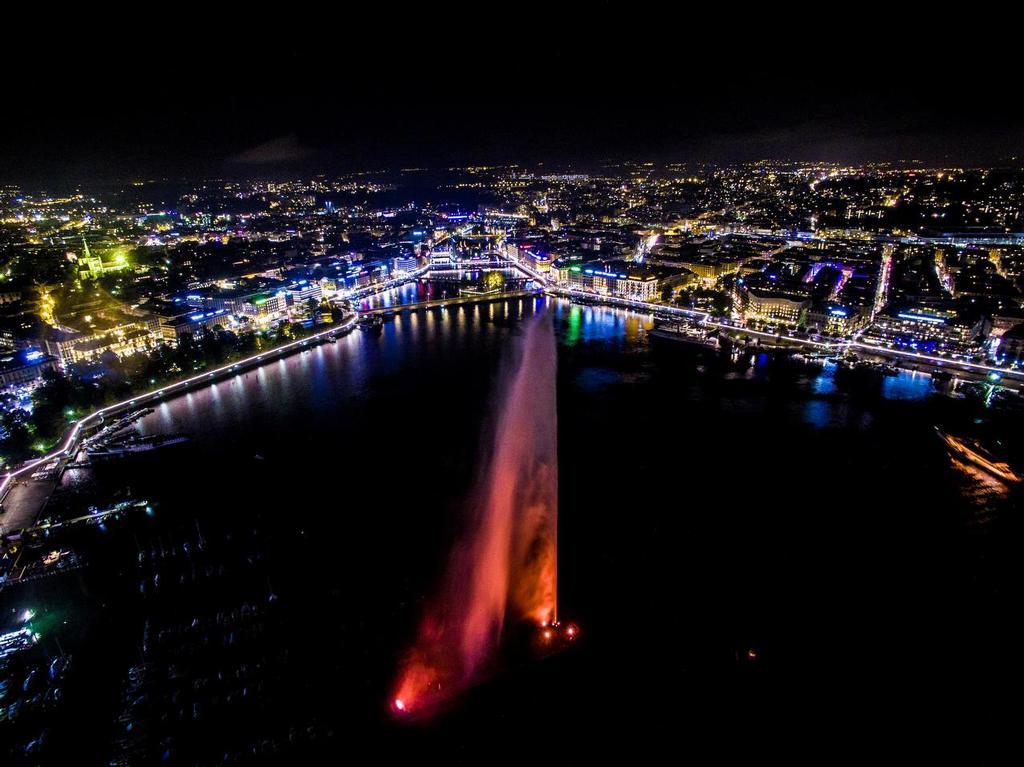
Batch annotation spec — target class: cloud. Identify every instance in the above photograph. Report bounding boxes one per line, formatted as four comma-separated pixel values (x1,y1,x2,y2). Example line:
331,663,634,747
228,134,314,165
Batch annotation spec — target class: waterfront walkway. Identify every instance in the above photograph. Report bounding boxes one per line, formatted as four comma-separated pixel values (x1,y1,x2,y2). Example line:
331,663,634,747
6,252,1022,536
1,314,360,527
496,255,1024,384
0,479,57,538
0,283,546,534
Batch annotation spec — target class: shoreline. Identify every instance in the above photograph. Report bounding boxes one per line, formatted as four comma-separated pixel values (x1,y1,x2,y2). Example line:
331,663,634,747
7,263,1022,531
0,313,359,515
500,255,1024,385
0,283,545,532
649,324,1022,390
543,286,1024,384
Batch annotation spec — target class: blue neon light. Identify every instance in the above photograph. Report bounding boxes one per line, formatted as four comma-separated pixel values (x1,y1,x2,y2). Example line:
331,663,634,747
897,312,945,325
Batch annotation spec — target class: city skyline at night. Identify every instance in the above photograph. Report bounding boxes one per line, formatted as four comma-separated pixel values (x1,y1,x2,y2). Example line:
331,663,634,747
1,10,1021,764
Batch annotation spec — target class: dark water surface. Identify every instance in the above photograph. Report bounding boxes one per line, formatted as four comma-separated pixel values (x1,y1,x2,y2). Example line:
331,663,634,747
3,297,1021,762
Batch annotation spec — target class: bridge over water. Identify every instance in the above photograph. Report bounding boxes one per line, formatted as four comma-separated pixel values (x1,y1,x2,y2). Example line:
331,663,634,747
358,288,542,317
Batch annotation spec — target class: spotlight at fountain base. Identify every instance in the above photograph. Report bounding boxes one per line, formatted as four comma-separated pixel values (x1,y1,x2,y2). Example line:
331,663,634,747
389,689,446,720
391,621,581,720
531,619,580,657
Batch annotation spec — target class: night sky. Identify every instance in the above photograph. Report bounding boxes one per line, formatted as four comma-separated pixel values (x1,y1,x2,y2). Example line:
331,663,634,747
3,7,1020,185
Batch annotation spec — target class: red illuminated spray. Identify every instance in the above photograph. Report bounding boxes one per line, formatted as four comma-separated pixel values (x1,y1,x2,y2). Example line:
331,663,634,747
394,310,558,715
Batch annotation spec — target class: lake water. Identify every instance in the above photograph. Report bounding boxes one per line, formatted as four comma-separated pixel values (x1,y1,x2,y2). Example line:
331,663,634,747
4,295,1021,762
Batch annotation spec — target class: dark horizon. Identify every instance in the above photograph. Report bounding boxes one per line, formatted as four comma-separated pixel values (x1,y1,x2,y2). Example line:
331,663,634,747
3,8,1022,186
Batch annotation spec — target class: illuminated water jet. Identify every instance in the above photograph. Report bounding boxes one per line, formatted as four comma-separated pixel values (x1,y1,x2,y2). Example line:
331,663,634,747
394,310,560,716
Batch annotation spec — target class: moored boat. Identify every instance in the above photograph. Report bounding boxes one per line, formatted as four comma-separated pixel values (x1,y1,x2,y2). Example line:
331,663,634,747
936,427,1021,482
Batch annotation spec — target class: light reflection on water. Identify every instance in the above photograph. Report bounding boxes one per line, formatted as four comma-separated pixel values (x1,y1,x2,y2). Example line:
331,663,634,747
802,400,835,429
948,457,1012,526
575,367,623,392
552,301,653,346
882,370,933,401
131,296,657,453
799,363,934,429
125,291,1012,537
205,289,949,449
30,289,1023,764
811,362,838,396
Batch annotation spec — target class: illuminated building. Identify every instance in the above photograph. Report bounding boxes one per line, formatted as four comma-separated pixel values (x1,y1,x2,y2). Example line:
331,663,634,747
994,323,1024,363
741,285,810,324
77,239,131,280
179,284,290,323
45,316,164,367
0,349,57,388
556,259,659,301
429,247,456,268
861,306,988,355
681,257,743,284
524,249,552,273
805,303,869,336
284,281,323,305
988,311,1024,339
340,261,392,289
553,255,584,284
244,293,288,321
392,253,421,275
160,309,233,344
0,289,23,306
504,241,553,273
663,239,770,284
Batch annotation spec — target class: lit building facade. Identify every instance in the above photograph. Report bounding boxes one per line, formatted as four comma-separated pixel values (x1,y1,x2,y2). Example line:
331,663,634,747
45,317,164,367
742,287,810,324
0,350,57,389
556,260,659,301
805,303,870,336
392,253,421,275
861,307,988,355
160,309,233,344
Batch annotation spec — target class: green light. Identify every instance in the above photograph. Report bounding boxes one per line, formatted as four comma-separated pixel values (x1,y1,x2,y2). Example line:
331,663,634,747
566,305,582,346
